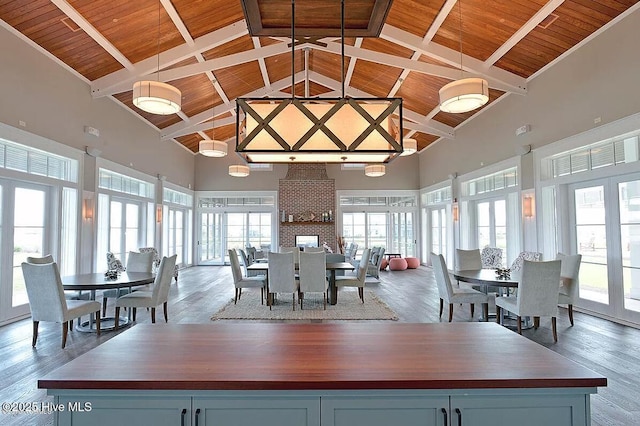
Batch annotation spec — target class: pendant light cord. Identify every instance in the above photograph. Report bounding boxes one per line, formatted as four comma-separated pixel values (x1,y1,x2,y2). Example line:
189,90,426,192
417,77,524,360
341,0,345,98
458,0,463,79
291,0,295,99
157,0,161,82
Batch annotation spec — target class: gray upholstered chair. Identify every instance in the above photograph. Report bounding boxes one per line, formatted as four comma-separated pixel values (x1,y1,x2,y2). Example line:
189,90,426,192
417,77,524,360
366,247,385,281
326,253,346,279
139,247,179,282
298,251,328,309
279,246,300,264
510,251,542,272
102,251,155,315
431,253,489,322
21,261,101,348
267,251,299,310
556,253,582,326
303,247,325,253
26,255,89,301
455,249,482,271
496,259,562,341
114,255,177,329
237,248,263,278
229,249,266,304
335,248,371,303
481,247,503,268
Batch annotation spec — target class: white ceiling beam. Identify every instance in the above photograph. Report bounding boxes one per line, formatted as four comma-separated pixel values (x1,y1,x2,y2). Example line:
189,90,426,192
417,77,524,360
484,0,564,67
161,73,305,139
169,115,237,139
308,72,454,138
95,41,291,98
161,0,194,47
51,0,134,70
423,0,458,43
253,38,272,90
381,24,527,94
343,38,363,88
388,51,421,97
91,21,248,97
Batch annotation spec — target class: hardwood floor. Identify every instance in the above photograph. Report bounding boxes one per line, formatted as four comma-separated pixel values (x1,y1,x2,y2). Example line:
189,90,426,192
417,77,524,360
1,265,639,425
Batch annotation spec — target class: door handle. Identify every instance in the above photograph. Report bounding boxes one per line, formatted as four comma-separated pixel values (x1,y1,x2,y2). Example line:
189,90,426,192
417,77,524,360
195,408,201,426
441,407,448,425
180,408,187,426
455,407,462,426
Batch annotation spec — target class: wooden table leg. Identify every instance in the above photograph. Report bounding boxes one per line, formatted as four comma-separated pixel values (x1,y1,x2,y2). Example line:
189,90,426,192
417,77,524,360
329,270,338,305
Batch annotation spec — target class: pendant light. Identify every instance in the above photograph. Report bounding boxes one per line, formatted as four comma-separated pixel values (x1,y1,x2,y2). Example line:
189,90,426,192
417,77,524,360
199,85,227,157
400,138,417,156
364,164,386,177
132,1,182,115
229,164,250,177
438,0,488,114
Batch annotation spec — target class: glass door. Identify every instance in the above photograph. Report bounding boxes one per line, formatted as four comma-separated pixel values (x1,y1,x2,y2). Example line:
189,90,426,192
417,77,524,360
1,183,51,322
617,176,640,323
429,207,447,263
199,212,223,265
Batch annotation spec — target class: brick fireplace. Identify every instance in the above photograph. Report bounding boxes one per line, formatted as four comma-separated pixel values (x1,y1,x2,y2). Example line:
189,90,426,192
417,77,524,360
278,164,337,251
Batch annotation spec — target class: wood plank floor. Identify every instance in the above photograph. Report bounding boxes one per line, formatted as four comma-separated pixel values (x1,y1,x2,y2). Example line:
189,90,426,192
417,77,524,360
1,265,639,425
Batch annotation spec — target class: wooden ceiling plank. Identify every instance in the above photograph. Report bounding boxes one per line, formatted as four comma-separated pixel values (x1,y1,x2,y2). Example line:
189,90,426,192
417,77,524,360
308,71,454,139
381,24,527,95
388,51,420,97
343,38,363,88
484,0,565,68
50,0,134,70
423,0,458,43
253,37,272,89
167,115,237,139
161,0,195,46
91,21,248,97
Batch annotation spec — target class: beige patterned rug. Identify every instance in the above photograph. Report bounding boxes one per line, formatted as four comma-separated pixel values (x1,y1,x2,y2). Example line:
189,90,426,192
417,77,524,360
211,290,398,321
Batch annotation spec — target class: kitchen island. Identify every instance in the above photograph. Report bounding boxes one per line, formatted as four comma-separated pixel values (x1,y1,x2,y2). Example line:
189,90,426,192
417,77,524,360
39,322,606,426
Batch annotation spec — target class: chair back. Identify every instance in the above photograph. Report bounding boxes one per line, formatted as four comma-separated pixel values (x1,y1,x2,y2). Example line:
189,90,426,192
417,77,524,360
228,249,243,283
481,247,503,268
511,251,542,272
517,260,561,317
26,254,54,264
304,247,325,253
237,248,252,275
151,255,177,304
279,246,300,264
355,248,372,283
556,253,582,301
21,262,67,322
268,251,297,293
326,253,346,277
431,253,454,301
126,251,155,273
374,247,386,268
455,249,482,271
106,252,125,272
245,246,257,262
139,247,161,271
299,251,327,293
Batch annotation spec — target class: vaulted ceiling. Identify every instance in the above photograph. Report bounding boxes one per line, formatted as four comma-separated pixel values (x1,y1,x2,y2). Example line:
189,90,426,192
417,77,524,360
1,0,637,154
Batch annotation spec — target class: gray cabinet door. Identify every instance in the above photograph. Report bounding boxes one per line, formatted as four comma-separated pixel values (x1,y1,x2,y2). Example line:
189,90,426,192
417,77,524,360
321,396,449,426
450,394,588,426
193,396,320,426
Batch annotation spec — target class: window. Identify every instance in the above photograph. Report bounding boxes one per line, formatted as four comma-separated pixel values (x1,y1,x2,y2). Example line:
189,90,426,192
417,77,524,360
0,138,78,183
162,186,193,267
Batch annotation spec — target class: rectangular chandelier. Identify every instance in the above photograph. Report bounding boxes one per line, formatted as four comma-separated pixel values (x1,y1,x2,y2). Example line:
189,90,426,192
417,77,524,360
235,97,403,164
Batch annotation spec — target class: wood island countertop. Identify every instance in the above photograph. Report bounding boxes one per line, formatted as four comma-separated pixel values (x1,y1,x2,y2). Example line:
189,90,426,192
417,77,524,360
39,322,606,391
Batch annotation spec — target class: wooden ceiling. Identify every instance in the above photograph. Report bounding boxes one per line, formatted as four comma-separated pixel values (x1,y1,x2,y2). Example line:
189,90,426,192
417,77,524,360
1,0,637,155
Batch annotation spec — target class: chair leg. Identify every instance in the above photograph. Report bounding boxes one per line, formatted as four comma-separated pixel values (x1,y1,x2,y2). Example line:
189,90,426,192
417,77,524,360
300,292,304,310
496,306,501,324
32,321,39,347
552,317,558,342
359,287,364,303
292,293,295,311
482,303,488,322
323,292,327,310
470,303,475,318
448,304,453,322
439,298,444,318
61,322,68,349
114,307,120,330
234,288,238,304
568,304,574,326
95,311,101,336
151,307,156,323
517,316,522,334
69,321,73,331
133,308,137,321
102,298,108,316
163,302,168,322
269,293,272,310
261,288,264,305
239,288,242,300
534,317,540,329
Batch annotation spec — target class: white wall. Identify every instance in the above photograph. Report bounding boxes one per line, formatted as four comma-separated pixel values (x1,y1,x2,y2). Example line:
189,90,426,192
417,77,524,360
0,25,195,190
419,7,640,189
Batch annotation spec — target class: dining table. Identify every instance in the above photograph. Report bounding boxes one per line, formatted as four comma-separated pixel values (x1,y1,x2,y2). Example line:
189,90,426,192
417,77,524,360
62,272,155,332
247,261,355,305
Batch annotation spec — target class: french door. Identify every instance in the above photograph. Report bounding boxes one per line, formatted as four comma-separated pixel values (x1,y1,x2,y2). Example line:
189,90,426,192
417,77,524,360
569,173,640,324
428,207,448,264
0,181,52,323
199,212,223,264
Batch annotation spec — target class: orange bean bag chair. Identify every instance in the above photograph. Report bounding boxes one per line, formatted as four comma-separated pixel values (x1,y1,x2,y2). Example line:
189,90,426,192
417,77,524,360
389,257,408,271
405,257,419,269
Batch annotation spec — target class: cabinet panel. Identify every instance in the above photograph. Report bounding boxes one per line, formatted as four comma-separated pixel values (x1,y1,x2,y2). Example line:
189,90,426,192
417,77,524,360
194,396,320,426
56,396,191,426
321,396,448,426
450,394,587,426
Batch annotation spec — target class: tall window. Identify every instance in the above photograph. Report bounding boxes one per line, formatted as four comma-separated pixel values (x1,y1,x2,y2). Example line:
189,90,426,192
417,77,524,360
422,184,453,264
163,187,193,266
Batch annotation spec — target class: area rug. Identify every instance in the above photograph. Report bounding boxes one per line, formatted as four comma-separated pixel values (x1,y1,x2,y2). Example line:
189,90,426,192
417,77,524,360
211,290,398,321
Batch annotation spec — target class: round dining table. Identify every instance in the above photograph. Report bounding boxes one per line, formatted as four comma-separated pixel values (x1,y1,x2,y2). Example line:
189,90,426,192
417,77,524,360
62,272,155,332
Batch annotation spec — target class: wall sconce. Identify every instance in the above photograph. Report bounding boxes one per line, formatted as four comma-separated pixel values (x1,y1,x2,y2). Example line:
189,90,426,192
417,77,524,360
156,205,163,223
523,196,534,218
452,203,459,222
82,199,93,221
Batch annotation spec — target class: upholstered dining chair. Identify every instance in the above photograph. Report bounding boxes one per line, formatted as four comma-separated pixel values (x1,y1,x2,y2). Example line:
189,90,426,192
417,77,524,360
278,246,300,264
366,247,385,281
510,251,542,272
455,249,482,271
237,248,263,277
229,249,266,304
267,251,299,310
102,251,155,315
114,255,177,329
431,253,489,322
26,255,89,301
21,261,101,348
481,247,503,269
298,251,328,309
139,247,179,282
495,259,562,342
556,253,582,326
335,248,371,303
303,247,325,253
